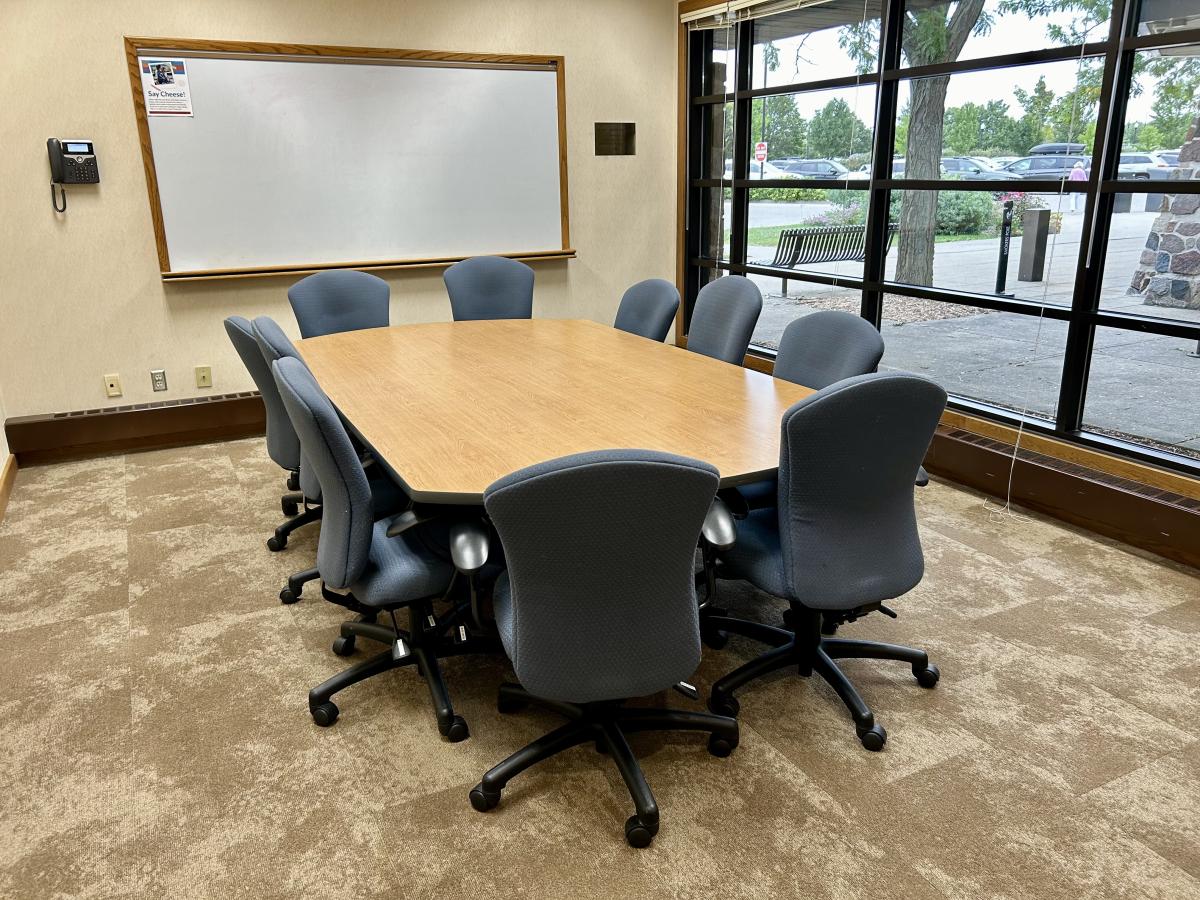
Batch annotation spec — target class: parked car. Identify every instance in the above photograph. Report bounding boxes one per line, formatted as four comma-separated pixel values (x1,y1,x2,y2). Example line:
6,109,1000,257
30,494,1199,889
1001,154,1091,179
1157,149,1181,166
1118,151,1174,178
771,158,850,179
1029,142,1087,155
943,156,1009,180
991,156,1019,168
722,159,797,180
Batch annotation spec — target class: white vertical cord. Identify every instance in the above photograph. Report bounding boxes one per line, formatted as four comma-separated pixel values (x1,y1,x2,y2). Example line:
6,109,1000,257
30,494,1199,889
984,34,1095,517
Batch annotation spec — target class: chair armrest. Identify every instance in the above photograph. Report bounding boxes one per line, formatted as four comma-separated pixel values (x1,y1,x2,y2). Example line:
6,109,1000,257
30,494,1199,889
701,498,737,551
449,521,490,574
716,487,749,520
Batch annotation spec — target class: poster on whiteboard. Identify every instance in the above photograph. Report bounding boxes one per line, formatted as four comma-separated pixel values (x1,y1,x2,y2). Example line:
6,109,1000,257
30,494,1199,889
140,58,193,116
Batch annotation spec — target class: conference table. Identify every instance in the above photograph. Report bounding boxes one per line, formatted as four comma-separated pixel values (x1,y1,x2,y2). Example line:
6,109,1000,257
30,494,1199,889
295,318,815,504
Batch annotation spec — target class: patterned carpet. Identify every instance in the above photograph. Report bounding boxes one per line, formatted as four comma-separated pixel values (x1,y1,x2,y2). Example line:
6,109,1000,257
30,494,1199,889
1,438,1198,899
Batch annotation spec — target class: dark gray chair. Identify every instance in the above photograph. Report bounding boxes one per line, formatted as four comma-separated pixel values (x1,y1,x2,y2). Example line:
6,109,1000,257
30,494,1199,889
613,278,679,342
273,356,490,742
224,315,302,506
685,275,762,365
704,373,947,752
737,311,888,512
251,317,323,556
443,256,534,321
287,269,390,338
468,450,739,848
774,310,885,388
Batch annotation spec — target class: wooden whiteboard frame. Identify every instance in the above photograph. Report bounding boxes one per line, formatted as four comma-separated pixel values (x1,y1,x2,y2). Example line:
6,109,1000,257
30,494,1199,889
123,37,573,281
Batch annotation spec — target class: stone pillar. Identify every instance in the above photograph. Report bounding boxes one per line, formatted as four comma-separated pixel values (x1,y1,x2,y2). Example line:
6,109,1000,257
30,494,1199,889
1127,114,1200,311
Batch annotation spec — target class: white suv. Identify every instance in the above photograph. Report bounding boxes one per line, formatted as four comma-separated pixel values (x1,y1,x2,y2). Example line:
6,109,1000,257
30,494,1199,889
1117,151,1174,178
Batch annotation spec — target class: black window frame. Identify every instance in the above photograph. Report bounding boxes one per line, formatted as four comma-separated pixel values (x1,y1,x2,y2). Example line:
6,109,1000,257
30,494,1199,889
683,0,1200,476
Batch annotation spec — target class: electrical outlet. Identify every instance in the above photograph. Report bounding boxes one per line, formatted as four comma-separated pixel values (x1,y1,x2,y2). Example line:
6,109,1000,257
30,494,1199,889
195,365,212,389
104,373,122,398
151,369,168,392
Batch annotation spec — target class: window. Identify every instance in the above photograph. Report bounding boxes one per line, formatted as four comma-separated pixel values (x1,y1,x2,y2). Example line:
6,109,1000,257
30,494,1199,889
684,0,1200,473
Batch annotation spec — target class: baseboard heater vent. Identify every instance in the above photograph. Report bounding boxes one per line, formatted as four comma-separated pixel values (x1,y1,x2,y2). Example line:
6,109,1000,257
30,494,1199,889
928,426,1199,569
5,391,266,465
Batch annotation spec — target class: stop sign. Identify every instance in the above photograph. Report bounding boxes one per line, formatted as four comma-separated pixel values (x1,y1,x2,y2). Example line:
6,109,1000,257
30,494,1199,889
754,142,768,162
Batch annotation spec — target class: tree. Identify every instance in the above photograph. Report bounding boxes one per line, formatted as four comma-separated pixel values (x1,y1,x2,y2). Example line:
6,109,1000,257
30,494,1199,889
806,98,870,158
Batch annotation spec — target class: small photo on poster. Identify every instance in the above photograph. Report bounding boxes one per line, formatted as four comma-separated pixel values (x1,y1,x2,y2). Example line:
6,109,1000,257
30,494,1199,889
140,58,193,116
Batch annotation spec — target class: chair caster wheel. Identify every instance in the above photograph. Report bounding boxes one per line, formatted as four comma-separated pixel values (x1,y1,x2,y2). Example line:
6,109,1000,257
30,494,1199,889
701,627,729,650
858,724,886,751
497,695,529,715
311,701,339,727
624,815,659,848
440,715,469,743
707,731,738,758
707,693,739,718
914,663,940,688
282,498,299,517
469,784,500,812
279,587,300,604
267,535,286,552
331,636,356,656
287,472,300,491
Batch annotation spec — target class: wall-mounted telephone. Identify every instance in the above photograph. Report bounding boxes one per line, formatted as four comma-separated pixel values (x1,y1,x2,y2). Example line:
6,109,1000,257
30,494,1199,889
47,138,99,212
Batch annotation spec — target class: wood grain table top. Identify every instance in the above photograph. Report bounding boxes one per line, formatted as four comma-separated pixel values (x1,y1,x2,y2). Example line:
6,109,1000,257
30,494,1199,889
296,318,814,503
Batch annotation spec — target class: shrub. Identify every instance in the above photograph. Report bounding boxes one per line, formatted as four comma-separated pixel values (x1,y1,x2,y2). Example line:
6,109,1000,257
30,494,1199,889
995,191,1046,235
747,187,828,202
935,191,999,235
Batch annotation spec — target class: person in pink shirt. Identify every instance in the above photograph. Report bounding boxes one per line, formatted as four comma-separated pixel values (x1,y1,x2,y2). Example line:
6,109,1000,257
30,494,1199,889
1069,161,1087,211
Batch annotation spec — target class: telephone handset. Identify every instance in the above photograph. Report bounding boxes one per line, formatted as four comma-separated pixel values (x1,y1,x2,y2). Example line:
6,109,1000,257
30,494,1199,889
47,138,99,212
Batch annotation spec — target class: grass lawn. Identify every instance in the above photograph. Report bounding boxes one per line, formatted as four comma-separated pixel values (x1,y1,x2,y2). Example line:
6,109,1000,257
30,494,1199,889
744,224,993,248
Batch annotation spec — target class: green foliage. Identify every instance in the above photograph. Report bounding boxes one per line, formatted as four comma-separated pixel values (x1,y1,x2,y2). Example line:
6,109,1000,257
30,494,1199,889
747,187,828,202
935,191,999,235
806,98,872,158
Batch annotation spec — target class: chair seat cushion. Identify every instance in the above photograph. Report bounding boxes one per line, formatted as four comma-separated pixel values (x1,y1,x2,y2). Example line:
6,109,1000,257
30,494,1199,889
350,518,455,607
493,571,515,657
718,508,787,598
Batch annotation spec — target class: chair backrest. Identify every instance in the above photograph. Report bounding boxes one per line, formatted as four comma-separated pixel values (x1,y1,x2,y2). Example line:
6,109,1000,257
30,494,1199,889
776,373,946,610
483,450,719,704
443,256,534,321
613,278,680,343
252,316,321,501
272,357,374,589
773,310,885,389
287,269,390,338
686,275,762,365
224,316,300,472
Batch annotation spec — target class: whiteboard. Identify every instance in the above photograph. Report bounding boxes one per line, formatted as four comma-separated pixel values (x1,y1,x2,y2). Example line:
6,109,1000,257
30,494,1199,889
139,52,566,274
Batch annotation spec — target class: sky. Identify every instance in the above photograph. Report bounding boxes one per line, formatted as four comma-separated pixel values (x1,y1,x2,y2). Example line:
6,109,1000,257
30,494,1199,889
717,3,1163,124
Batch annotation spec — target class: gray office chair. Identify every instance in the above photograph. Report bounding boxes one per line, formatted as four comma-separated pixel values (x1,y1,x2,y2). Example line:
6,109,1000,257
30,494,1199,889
737,311,888,513
468,450,739,848
703,373,947,752
287,269,390,338
685,275,762,365
251,317,323,551
443,256,534,321
273,356,490,741
613,278,680,343
224,315,302,503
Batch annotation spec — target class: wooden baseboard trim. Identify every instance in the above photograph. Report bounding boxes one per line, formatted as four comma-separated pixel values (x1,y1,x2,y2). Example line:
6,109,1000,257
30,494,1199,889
0,454,16,523
927,425,1200,570
4,392,265,465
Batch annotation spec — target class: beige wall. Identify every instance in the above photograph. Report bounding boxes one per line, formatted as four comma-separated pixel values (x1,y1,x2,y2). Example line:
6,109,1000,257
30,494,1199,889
0,0,679,418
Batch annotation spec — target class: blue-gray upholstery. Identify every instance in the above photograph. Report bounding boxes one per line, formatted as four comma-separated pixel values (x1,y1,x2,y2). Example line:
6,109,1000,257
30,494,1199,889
287,269,390,339
483,450,719,704
443,256,534,321
252,316,321,503
613,279,680,342
686,276,763,365
224,316,299,472
773,310,884,389
721,373,946,611
272,357,452,601
739,310,886,508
